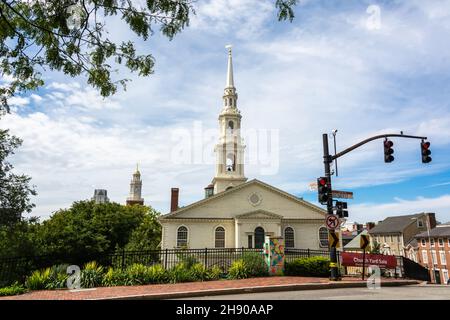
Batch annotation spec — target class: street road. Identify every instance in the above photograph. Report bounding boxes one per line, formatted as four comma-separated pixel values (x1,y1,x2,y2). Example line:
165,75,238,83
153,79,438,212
178,285,450,300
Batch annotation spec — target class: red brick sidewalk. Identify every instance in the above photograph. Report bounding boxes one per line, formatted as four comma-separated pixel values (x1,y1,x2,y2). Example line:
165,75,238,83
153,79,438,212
0,276,417,300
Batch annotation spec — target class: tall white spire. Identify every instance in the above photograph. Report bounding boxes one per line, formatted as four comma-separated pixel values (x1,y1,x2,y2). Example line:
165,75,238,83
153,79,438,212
212,45,247,194
225,44,234,88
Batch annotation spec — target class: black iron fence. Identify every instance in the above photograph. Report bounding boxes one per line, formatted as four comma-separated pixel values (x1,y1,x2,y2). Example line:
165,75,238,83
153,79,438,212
0,247,334,286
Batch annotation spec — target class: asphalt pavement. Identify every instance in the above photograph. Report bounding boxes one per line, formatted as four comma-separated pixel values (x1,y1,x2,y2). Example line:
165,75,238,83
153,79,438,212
178,284,450,300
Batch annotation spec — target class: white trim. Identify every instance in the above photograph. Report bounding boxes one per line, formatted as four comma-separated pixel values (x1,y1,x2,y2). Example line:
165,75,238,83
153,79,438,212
422,250,428,264
176,225,189,248
284,226,295,248
318,226,328,248
439,250,447,265
214,225,226,248
442,269,449,284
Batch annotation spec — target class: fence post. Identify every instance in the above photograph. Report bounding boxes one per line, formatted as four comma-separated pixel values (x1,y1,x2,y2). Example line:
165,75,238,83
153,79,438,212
121,249,126,271
164,249,168,270
204,248,208,267
307,248,310,258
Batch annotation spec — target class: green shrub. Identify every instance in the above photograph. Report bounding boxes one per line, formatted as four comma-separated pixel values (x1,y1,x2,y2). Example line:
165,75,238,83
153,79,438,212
124,263,151,285
25,268,52,290
168,262,195,283
146,264,167,284
241,252,268,277
0,283,27,296
81,261,104,288
207,265,222,281
227,260,249,279
46,264,69,289
102,267,127,287
284,256,330,277
189,263,209,281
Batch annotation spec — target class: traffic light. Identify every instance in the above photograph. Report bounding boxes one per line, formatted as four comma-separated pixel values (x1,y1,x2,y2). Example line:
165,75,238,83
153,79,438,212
317,177,331,205
383,139,394,163
421,141,432,163
336,201,348,218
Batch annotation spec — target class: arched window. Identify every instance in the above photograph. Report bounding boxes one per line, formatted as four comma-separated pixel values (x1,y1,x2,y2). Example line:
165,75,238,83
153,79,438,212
215,227,225,248
226,154,235,172
285,227,295,248
229,98,232,107
319,227,328,248
177,226,188,248
255,227,265,249
226,121,234,135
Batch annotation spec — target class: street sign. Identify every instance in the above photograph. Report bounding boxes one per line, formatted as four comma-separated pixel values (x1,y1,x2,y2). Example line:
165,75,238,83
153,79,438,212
360,234,370,250
328,231,340,248
341,252,397,268
332,190,354,199
325,214,340,230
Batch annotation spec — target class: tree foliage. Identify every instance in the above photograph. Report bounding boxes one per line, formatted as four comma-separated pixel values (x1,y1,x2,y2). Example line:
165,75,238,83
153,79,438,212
35,201,160,260
0,0,298,113
0,129,36,227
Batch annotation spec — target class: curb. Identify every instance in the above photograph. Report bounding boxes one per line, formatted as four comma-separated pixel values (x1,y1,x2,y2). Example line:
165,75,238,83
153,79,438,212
96,280,420,300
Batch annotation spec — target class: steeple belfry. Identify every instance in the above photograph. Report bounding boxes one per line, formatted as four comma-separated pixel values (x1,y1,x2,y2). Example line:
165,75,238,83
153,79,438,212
126,164,144,206
211,45,247,194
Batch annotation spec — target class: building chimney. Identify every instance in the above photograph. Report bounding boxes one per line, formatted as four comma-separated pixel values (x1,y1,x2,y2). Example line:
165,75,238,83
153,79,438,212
171,188,179,212
366,222,375,230
426,212,437,229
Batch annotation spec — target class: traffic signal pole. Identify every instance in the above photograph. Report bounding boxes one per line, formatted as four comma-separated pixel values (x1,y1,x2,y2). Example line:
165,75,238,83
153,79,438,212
322,132,429,281
323,133,339,281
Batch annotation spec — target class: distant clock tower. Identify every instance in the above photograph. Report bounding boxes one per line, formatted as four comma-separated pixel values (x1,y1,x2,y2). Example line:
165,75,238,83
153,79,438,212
126,164,144,206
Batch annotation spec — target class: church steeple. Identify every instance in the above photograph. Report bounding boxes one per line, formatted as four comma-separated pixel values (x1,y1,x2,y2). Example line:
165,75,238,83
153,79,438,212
211,45,247,194
126,164,144,206
226,45,234,88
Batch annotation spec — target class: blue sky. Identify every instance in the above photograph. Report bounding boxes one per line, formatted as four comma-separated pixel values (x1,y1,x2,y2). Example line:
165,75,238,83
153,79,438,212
1,0,450,223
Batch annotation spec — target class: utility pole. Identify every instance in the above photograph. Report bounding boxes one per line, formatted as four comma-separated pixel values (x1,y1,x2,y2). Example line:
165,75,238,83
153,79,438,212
323,133,339,281
321,132,431,282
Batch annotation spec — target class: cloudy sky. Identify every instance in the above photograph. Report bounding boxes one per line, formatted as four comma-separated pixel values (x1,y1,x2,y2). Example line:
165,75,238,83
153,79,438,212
2,0,450,224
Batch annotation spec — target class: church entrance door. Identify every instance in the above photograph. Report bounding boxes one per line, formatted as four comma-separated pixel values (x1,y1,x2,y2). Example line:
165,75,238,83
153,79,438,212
254,227,265,249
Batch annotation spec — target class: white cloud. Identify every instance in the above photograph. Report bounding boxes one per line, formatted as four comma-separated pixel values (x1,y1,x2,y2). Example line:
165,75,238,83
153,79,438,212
352,194,450,224
191,0,274,39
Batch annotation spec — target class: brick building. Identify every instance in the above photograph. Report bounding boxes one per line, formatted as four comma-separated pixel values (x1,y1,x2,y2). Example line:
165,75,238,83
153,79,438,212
369,212,436,257
415,224,450,284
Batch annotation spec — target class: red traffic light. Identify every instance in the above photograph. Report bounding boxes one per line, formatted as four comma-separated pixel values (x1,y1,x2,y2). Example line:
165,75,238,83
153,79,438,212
318,178,327,186
422,141,430,150
384,140,393,148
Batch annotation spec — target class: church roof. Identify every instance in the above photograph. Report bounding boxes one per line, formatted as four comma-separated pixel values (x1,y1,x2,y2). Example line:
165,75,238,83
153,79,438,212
160,178,326,220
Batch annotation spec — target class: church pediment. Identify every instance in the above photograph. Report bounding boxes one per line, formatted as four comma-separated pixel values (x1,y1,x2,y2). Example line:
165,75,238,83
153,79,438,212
235,210,282,220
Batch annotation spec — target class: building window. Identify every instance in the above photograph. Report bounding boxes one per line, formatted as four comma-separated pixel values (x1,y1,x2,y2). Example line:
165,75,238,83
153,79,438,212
422,250,428,264
284,227,295,248
431,250,437,265
421,239,426,247
248,235,253,248
254,227,265,249
215,227,225,248
438,238,444,247
417,220,424,227
443,269,449,284
430,238,435,247
176,226,188,248
319,227,329,248
226,154,235,172
440,251,447,265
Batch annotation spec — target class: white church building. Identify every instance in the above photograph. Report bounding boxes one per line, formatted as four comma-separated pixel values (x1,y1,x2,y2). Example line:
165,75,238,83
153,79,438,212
159,47,328,250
